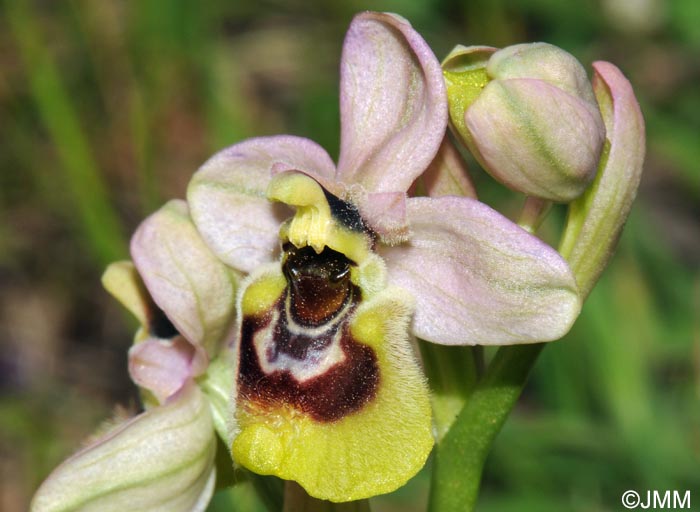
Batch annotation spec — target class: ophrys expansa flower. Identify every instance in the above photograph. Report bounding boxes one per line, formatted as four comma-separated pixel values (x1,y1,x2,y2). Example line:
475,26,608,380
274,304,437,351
185,11,580,502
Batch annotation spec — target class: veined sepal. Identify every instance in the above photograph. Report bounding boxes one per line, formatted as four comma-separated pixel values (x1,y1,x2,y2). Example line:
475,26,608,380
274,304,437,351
31,382,216,512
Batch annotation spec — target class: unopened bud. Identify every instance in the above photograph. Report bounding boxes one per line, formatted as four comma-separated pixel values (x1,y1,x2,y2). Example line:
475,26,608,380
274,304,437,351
444,43,606,202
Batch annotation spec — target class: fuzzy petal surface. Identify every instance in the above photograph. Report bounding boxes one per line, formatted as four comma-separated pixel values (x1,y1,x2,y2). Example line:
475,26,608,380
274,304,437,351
188,136,336,273
131,200,238,357
356,191,409,244
380,196,581,345
31,383,216,512
337,12,447,193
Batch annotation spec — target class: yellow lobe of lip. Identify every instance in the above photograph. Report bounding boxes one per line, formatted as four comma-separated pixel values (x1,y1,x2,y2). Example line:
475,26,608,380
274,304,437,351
233,276,433,502
240,270,287,317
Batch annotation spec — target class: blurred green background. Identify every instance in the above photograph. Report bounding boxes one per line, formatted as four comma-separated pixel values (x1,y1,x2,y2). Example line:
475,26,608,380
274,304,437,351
1,1,698,511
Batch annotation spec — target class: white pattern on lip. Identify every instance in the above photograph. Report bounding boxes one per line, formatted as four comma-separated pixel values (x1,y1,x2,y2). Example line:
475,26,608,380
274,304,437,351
252,289,352,383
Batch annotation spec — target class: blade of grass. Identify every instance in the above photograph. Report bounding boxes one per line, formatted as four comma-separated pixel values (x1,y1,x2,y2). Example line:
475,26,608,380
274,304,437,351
6,0,126,265
71,0,159,215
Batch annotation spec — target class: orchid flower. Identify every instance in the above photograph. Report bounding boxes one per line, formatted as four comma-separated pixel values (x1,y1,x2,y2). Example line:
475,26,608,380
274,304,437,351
31,11,585,510
185,11,579,502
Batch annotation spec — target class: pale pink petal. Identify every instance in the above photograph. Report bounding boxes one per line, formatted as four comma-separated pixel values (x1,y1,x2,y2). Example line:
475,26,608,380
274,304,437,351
128,336,207,404
356,191,409,244
187,136,337,273
336,12,447,193
380,197,581,345
131,200,237,357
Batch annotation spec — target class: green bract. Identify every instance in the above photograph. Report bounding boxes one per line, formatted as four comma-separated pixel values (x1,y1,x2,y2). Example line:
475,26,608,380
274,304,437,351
560,61,646,298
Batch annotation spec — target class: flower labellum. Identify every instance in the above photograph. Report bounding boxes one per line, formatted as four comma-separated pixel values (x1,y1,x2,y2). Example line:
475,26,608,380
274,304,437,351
231,172,433,502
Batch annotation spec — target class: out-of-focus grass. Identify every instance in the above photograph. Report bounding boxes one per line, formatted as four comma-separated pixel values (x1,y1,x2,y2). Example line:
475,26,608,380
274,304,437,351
5,1,127,266
0,1,697,511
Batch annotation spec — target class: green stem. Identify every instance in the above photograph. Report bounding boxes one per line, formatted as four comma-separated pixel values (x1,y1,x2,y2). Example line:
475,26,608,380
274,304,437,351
282,482,371,512
428,343,544,512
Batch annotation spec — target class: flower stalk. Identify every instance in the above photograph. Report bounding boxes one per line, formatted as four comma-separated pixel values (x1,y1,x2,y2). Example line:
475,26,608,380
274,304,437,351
518,196,553,234
429,344,544,512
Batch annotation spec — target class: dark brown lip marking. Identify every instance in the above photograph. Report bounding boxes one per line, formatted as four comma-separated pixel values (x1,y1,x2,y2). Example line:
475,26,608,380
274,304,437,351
238,302,380,422
238,242,381,423
282,244,355,327
237,235,380,423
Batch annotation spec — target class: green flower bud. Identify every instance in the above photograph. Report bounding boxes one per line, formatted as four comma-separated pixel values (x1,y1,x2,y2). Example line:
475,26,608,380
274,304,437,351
444,43,606,202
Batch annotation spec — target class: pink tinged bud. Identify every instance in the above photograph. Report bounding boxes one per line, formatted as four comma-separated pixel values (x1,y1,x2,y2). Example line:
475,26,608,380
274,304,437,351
31,383,216,512
445,43,606,202
559,62,645,298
